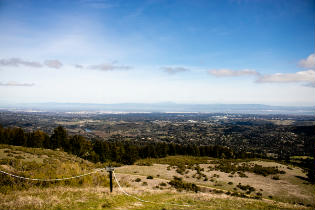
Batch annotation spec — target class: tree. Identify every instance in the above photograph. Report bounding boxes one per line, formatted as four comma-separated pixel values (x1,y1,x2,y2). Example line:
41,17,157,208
93,140,110,162
169,143,176,155
12,127,25,146
27,130,48,148
0,125,5,144
122,144,139,164
69,135,91,156
50,126,68,149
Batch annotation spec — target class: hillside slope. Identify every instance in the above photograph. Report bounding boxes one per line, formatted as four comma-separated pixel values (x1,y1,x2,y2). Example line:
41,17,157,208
0,144,313,210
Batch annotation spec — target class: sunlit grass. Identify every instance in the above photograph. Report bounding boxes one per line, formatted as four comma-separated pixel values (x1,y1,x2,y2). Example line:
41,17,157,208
0,145,314,209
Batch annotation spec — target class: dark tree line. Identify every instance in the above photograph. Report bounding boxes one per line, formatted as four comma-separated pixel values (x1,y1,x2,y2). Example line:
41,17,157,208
0,125,261,165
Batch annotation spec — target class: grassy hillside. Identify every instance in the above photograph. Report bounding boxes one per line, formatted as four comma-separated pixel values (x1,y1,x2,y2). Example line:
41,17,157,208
0,144,314,210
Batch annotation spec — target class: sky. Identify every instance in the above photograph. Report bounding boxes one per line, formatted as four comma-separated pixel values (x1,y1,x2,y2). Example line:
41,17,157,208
0,0,314,106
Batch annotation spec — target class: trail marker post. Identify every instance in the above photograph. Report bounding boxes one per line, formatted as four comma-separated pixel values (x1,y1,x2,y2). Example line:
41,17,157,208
106,166,115,192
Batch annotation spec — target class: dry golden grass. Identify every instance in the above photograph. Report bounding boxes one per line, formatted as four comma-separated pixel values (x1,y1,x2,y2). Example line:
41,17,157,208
0,186,113,210
116,159,315,207
0,183,310,210
0,145,314,210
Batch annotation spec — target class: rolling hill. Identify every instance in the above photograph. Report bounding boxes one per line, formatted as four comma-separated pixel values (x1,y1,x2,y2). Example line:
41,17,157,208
0,144,314,210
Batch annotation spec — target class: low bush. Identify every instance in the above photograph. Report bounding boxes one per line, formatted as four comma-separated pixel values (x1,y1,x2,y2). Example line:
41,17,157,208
237,183,255,193
211,160,285,177
159,182,167,186
238,171,248,178
169,176,200,193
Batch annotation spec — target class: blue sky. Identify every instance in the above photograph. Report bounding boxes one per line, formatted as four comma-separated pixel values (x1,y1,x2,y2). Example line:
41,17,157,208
0,0,314,106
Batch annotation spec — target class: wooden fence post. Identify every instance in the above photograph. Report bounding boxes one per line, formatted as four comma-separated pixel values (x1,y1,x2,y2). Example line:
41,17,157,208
106,166,114,193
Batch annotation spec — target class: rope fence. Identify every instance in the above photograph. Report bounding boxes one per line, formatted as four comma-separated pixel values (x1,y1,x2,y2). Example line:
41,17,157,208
0,167,192,207
0,168,105,181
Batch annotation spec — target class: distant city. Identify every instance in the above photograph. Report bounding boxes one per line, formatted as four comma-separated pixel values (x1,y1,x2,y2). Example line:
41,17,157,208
0,102,314,115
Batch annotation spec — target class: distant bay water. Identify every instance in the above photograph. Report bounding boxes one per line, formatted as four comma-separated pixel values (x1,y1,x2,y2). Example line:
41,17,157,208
0,102,314,115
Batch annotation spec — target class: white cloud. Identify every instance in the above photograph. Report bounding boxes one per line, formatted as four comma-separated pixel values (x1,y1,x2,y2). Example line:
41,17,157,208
303,82,315,88
208,69,259,77
0,58,64,69
299,53,315,69
0,81,35,87
256,70,315,86
79,0,116,9
44,60,63,69
75,64,84,69
0,58,42,68
161,67,189,74
88,63,131,71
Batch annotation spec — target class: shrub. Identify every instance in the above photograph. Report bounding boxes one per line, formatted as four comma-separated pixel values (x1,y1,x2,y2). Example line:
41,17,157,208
228,182,233,185
15,155,25,159
159,182,167,186
136,161,152,166
214,182,222,186
135,178,141,182
231,192,239,197
252,164,285,176
238,171,248,178
176,167,185,175
169,176,200,193
237,183,255,192
212,160,285,177
213,189,224,194
146,175,153,179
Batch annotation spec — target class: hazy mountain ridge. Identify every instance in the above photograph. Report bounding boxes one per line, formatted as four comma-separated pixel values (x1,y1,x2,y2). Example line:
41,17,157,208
0,102,314,115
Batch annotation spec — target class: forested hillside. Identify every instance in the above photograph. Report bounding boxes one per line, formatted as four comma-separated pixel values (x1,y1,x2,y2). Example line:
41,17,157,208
0,125,259,165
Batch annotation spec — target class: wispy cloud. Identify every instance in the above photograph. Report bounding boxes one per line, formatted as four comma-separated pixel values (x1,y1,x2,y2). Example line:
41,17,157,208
303,82,315,88
44,60,63,69
87,63,131,71
299,53,315,69
208,69,259,77
0,58,42,68
79,0,116,9
162,67,189,74
0,58,63,69
256,70,315,86
0,81,35,87
74,64,84,69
